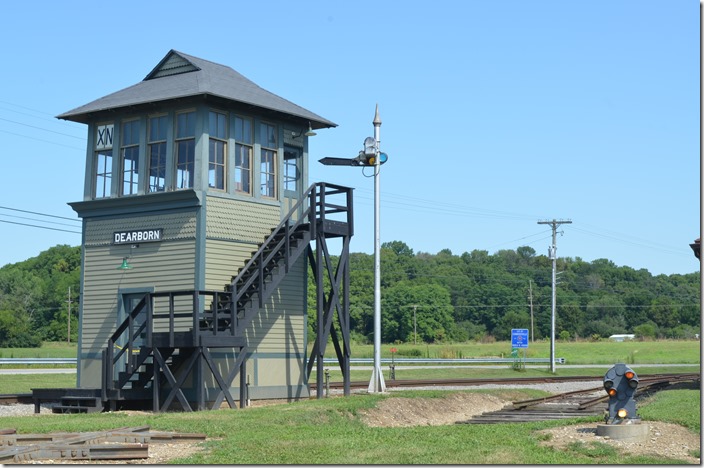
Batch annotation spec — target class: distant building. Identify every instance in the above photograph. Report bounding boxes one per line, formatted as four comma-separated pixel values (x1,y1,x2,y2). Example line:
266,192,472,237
608,334,635,342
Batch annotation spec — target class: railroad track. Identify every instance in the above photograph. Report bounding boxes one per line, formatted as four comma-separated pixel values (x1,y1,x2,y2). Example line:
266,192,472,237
325,372,699,391
459,373,699,424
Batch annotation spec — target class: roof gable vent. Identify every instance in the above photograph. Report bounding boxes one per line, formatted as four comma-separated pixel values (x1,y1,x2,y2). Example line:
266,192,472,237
145,51,200,80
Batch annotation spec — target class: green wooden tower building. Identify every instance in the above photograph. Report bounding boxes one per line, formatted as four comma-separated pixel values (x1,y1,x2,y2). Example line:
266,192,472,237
55,50,353,412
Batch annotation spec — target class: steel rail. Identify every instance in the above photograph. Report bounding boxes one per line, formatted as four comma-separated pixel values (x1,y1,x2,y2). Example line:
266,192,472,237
324,372,699,391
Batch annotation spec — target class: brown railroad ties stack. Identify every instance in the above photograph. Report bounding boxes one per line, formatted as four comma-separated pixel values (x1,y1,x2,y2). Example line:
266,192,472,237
0,426,205,463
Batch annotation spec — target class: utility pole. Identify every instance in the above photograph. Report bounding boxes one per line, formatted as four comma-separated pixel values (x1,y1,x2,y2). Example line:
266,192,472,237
66,287,73,344
413,305,418,345
528,280,534,343
537,218,571,373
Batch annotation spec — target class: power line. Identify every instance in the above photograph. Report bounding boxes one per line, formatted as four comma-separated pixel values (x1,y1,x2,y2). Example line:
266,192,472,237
0,219,81,234
0,116,84,140
0,102,82,130
0,213,81,228
0,206,80,222
570,226,688,257
0,128,85,150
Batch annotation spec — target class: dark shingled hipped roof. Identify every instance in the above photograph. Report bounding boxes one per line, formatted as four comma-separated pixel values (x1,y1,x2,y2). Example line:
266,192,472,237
57,49,336,129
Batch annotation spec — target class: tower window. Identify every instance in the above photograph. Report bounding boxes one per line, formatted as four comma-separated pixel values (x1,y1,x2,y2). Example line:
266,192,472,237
208,111,227,191
93,123,113,198
121,120,140,195
283,146,301,192
260,123,277,199
148,115,168,192
234,116,253,195
175,111,196,190
95,151,112,198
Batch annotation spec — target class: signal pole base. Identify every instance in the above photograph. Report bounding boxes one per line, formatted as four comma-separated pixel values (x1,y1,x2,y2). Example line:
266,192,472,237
367,366,386,393
596,422,649,442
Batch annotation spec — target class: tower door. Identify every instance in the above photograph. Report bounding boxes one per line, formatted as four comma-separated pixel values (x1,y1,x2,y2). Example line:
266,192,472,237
283,145,302,219
117,289,152,368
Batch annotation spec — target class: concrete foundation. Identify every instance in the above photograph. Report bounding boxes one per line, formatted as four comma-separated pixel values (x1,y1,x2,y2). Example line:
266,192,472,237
596,422,650,442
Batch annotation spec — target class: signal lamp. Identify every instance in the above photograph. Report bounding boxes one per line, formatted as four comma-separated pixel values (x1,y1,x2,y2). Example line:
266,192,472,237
603,363,640,425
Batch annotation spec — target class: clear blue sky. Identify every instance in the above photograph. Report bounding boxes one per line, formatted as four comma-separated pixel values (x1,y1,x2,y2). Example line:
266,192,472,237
0,0,699,276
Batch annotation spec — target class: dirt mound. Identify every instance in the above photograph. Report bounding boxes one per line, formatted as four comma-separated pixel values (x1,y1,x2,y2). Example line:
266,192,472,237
359,392,508,427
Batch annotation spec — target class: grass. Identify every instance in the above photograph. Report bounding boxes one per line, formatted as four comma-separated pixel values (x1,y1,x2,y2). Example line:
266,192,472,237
0,388,698,464
350,339,700,364
0,340,698,463
0,342,77,358
0,339,698,364
0,373,76,394
638,389,701,433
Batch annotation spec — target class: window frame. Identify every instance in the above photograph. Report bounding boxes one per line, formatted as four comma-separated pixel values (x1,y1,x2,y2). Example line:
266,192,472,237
208,110,227,191
94,150,113,199
234,115,253,195
93,122,114,199
175,110,196,190
260,121,278,199
147,114,168,193
120,119,140,196
283,145,301,193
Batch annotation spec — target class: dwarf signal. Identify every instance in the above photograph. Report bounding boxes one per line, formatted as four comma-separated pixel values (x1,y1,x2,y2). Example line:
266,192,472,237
603,363,640,424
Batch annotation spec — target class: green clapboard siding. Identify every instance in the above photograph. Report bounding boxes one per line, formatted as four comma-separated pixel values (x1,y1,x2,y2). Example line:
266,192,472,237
204,196,308,398
79,211,198,387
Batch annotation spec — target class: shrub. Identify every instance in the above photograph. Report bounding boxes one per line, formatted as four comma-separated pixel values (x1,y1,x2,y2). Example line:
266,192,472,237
634,322,657,340
396,348,422,357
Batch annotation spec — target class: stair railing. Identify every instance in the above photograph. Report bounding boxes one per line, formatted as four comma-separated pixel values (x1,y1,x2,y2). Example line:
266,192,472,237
230,182,353,335
104,293,151,394
103,290,225,394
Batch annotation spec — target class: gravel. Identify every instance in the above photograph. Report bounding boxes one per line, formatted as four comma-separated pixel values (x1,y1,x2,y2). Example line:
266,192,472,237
0,403,54,417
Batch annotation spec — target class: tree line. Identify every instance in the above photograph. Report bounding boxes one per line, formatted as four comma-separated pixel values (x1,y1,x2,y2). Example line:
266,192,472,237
307,241,700,344
0,243,699,347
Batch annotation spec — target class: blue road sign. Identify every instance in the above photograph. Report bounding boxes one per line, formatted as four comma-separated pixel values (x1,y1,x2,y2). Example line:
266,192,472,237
511,329,529,348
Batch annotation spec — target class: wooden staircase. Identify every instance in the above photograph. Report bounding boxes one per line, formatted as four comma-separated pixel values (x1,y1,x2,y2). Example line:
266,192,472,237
93,182,354,412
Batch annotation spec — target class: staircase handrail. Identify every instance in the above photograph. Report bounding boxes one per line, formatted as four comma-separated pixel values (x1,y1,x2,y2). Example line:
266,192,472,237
231,182,352,304
232,185,315,296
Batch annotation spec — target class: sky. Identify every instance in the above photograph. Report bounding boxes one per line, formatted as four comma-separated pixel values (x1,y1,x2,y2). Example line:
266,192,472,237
0,0,700,276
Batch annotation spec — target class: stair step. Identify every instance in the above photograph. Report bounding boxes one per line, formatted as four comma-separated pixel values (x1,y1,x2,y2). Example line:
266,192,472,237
58,396,102,406
53,396,103,414
52,405,93,414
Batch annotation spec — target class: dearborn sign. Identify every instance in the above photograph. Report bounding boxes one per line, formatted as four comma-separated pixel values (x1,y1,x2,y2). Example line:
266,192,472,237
113,229,163,245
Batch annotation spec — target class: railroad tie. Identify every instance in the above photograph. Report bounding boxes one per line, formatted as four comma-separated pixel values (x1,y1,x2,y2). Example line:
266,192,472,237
0,426,205,462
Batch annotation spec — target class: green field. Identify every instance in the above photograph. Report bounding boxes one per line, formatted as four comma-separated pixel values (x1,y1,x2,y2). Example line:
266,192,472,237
0,338,699,363
349,339,701,364
0,342,77,359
